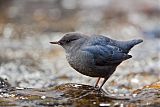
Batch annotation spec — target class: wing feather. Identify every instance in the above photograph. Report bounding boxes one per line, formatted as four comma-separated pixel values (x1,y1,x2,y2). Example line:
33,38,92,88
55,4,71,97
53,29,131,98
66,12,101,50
81,45,131,66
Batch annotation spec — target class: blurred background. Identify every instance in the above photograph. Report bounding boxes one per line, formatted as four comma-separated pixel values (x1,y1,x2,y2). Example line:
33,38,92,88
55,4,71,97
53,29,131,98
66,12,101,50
0,0,159,94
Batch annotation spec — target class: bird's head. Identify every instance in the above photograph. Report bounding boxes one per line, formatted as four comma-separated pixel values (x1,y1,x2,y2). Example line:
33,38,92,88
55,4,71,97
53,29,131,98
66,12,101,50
50,32,87,51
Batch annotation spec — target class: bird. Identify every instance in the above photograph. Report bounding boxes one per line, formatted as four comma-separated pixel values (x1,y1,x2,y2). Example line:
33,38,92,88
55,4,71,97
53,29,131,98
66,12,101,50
50,32,143,90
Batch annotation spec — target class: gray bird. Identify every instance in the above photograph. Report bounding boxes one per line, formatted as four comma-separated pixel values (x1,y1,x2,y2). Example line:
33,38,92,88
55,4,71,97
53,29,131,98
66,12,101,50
50,32,143,89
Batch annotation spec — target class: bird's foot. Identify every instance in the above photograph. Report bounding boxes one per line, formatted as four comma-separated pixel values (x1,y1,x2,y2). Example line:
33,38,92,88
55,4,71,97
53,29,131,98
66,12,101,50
94,86,100,90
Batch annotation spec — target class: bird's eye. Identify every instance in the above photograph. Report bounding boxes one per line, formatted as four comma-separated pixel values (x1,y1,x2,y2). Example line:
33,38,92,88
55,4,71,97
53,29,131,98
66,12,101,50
65,38,78,44
66,40,70,43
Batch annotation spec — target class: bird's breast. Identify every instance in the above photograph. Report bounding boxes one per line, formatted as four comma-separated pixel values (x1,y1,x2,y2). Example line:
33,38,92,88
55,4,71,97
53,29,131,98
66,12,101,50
66,52,93,75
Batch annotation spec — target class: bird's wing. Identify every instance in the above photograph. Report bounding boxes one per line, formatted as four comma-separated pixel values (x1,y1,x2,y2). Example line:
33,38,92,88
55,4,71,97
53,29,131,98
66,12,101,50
81,45,132,66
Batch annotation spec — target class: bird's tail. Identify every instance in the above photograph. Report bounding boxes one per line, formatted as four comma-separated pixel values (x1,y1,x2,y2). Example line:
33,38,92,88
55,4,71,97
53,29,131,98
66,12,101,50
128,39,143,48
115,39,143,53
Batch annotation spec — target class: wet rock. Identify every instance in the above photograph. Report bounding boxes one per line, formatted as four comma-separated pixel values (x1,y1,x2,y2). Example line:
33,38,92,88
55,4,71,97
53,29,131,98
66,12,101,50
0,83,127,106
11,83,120,106
0,82,159,106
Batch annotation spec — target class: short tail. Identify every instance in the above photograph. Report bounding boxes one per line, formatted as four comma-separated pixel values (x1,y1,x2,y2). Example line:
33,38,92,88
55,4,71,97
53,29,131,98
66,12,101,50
115,39,143,53
126,39,143,51
132,39,143,44
129,39,143,47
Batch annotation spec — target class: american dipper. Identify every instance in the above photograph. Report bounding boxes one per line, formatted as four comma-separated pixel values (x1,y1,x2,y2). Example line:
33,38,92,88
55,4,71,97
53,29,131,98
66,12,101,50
50,32,143,89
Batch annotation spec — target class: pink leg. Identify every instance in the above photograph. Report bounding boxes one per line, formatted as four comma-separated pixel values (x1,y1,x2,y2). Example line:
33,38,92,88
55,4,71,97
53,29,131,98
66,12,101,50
99,78,108,90
95,77,101,87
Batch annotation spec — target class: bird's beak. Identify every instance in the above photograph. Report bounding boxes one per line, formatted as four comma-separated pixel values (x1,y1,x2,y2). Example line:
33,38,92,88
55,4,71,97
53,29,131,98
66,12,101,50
50,41,60,45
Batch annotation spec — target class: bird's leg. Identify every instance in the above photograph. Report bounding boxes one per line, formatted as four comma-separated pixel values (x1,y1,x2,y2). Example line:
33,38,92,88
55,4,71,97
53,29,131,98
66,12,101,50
95,77,101,87
99,78,108,90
